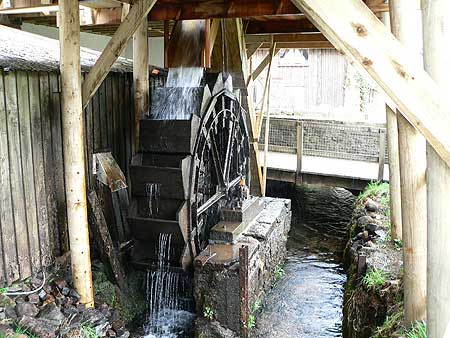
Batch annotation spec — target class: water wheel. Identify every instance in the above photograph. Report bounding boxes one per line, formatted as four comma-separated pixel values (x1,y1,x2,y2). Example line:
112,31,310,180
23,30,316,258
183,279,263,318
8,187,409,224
127,74,251,269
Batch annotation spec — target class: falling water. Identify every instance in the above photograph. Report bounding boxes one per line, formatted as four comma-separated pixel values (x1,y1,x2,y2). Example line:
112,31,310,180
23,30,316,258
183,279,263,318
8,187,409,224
142,233,195,338
150,20,205,121
145,183,161,217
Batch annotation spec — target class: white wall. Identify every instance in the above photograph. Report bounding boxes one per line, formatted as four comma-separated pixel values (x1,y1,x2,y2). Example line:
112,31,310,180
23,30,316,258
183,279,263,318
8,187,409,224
21,23,164,67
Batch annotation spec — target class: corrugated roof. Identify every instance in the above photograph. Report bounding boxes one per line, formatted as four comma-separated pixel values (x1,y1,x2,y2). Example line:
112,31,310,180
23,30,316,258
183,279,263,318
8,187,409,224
0,25,133,72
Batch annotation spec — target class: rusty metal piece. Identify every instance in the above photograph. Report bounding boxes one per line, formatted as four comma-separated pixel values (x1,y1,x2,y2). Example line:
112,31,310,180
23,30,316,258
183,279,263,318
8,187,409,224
239,245,249,338
93,152,127,192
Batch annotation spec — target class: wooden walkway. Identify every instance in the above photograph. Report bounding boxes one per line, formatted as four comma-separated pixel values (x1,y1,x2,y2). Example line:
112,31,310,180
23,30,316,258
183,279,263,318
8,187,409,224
261,151,389,190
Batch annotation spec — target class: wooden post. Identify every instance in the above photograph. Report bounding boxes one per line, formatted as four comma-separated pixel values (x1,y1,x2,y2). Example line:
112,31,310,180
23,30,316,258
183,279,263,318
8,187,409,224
132,17,149,155
422,1,450,337
59,0,94,307
377,128,386,181
239,245,249,338
163,21,169,68
390,0,427,324
296,121,304,183
385,105,402,240
261,57,273,197
380,4,402,241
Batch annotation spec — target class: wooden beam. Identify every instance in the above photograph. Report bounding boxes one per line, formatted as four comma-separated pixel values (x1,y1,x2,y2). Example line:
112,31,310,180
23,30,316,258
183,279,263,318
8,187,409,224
290,0,450,169
59,0,94,308
81,0,157,109
209,18,220,58
245,32,327,43
249,48,281,82
389,0,427,325
246,42,263,59
423,1,450,337
377,128,385,181
256,41,333,49
245,17,318,34
132,17,148,154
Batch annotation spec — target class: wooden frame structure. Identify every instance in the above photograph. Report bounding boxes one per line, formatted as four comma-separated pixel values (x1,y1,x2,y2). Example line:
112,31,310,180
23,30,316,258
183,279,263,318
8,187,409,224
2,3,450,334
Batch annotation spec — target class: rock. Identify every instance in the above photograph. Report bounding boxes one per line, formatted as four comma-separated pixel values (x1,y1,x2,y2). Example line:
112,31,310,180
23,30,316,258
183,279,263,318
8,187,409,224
42,294,56,306
5,306,17,319
0,294,15,307
19,316,57,338
38,302,65,326
27,293,40,304
61,287,70,296
0,311,5,320
107,329,117,337
366,223,378,234
15,302,39,318
54,279,67,291
118,331,130,338
362,231,369,241
357,216,375,227
112,319,125,332
365,241,377,248
69,289,80,302
365,198,381,212
38,289,47,301
0,323,15,336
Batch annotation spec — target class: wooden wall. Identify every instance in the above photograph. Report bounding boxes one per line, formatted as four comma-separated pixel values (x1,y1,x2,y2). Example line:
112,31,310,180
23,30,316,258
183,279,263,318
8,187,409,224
0,69,134,286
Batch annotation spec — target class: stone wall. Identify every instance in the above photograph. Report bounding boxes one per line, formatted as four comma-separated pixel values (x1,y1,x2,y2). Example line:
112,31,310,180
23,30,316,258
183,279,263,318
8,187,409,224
194,198,291,337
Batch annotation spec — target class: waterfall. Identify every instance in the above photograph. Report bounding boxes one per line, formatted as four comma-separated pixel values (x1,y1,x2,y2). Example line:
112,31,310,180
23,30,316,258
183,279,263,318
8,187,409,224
142,234,195,338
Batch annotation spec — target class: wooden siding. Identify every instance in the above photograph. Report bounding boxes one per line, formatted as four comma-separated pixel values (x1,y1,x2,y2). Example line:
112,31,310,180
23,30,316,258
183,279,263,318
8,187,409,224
0,70,134,287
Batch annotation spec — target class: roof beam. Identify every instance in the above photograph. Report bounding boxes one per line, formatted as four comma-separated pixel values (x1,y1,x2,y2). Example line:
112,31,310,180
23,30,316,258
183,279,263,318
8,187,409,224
245,17,318,34
290,0,450,168
81,0,157,108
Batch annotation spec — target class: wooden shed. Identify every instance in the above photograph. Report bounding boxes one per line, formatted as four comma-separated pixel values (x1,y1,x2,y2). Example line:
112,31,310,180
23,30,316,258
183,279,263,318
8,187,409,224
0,26,163,287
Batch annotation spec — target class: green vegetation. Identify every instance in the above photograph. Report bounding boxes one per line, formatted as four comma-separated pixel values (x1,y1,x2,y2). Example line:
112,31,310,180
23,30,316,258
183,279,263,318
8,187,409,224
359,181,390,202
252,300,261,312
362,268,387,289
81,324,99,338
203,306,214,320
370,307,404,338
0,326,40,338
405,321,427,338
394,239,403,250
247,314,256,330
274,264,285,282
0,287,7,294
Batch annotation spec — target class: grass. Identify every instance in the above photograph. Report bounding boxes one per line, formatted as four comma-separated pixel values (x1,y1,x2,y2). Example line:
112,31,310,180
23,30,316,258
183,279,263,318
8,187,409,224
0,287,7,294
359,181,390,202
0,326,40,338
81,324,99,338
252,300,261,312
362,268,388,289
247,314,256,330
203,306,214,320
405,321,427,338
370,307,404,338
274,264,285,282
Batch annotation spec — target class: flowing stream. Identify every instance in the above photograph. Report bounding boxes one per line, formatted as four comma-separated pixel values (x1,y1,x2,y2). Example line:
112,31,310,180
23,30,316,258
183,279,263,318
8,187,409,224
254,214,347,338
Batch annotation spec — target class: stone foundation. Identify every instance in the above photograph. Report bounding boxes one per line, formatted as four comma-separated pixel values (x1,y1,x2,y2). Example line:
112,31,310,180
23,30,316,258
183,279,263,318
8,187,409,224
194,197,291,337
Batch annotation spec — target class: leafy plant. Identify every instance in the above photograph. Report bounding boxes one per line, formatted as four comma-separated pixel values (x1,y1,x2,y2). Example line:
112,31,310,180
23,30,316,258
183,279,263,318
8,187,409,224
0,287,7,294
247,314,256,330
394,239,403,250
405,321,427,338
81,324,99,338
252,300,261,312
362,268,387,289
358,181,390,201
274,264,285,282
203,306,214,320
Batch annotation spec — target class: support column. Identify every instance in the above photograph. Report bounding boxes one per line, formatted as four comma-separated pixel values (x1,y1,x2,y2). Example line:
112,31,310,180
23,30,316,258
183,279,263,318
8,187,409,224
59,0,94,307
380,11,402,241
422,1,450,337
132,18,149,154
390,0,427,324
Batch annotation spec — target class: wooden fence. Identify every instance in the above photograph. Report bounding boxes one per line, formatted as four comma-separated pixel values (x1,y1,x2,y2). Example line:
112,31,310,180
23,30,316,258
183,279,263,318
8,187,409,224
0,70,135,286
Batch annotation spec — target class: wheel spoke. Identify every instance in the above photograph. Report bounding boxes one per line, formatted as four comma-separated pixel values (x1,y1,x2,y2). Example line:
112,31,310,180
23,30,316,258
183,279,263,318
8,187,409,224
197,190,226,216
207,132,225,186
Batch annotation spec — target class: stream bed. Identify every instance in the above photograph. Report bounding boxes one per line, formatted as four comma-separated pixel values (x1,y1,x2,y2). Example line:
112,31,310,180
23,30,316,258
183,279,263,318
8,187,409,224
254,216,347,338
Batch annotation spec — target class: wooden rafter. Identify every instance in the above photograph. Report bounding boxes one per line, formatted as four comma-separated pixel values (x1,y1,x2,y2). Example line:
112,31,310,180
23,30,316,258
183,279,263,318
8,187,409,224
290,0,450,168
249,48,281,83
81,0,157,108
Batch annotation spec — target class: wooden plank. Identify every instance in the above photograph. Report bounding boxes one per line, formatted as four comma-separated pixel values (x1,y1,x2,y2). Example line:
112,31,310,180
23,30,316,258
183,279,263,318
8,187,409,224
0,71,20,285
28,72,51,267
111,75,120,163
81,0,158,108
3,71,32,280
88,191,126,291
296,121,304,179
16,71,41,273
245,17,318,34
246,42,262,60
104,76,113,149
290,0,450,171
99,79,107,149
377,128,385,181
39,72,59,257
49,74,69,253
249,48,280,82
246,33,328,44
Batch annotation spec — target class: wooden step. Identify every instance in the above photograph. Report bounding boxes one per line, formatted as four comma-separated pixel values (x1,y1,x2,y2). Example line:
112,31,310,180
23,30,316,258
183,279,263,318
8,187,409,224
129,153,191,200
